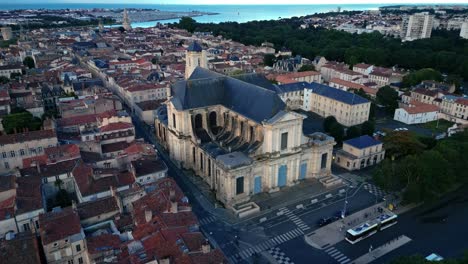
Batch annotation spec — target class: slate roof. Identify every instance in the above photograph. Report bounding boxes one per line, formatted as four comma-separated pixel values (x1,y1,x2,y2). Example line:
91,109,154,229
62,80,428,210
344,135,382,149
275,82,310,94
306,82,369,105
171,67,285,123
187,41,203,52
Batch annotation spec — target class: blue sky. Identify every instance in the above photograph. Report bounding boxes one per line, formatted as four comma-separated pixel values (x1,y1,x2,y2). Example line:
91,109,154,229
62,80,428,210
4,0,468,4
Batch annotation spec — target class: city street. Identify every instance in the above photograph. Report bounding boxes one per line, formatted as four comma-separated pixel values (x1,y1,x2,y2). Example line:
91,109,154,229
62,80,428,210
125,102,468,264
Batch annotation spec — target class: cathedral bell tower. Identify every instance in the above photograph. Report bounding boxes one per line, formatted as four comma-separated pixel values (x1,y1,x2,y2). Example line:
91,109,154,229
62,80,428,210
185,41,208,80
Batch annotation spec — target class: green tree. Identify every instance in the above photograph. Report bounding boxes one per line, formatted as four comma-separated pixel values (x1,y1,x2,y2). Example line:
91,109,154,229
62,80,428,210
151,57,159,65
361,120,375,136
323,116,337,133
118,26,126,33
178,16,197,33
263,54,277,67
402,68,443,87
329,122,344,144
1,111,42,134
383,131,426,159
376,86,399,115
298,64,315,72
0,76,9,84
23,56,35,69
346,126,361,139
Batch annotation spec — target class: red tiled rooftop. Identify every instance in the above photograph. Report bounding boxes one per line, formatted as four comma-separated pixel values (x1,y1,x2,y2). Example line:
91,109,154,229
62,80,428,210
0,129,56,145
403,102,439,114
39,207,82,245
73,164,135,197
455,98,468,106
15,175,43,214
77,196,120,220
87,234,121,255
100,122,134,133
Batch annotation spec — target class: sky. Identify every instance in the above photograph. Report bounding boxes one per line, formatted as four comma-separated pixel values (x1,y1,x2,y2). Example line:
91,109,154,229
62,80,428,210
4,0,468,5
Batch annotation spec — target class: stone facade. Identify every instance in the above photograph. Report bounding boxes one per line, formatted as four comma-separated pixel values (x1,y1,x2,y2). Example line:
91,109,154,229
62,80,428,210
155,67,335,208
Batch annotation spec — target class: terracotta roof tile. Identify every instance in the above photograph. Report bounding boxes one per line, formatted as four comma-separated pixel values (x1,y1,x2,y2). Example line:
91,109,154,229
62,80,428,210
39,207,82,245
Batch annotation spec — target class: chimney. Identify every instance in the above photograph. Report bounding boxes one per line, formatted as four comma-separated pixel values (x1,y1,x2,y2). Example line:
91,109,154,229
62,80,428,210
201,240,211,254
110,186,116,197
170,201,178,213
169,189,175,200
145,209,152,223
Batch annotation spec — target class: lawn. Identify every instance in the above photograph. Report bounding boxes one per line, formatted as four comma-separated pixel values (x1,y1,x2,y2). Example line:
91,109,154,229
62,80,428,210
421,119,455,134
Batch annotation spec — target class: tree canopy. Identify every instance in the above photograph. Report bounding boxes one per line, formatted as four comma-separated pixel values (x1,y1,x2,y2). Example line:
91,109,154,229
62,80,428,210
376,86,399,115
298,64,316,72
402,68,443,87
178,17,197,33
374,130,468,203
23,56,35,69
1,109,42,134
174,18,468,81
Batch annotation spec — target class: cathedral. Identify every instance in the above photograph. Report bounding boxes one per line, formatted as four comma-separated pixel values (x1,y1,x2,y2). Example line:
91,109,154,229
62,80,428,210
154,42,335,208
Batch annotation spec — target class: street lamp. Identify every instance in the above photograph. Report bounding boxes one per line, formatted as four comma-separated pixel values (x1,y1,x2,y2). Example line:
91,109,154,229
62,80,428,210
341,185,353,219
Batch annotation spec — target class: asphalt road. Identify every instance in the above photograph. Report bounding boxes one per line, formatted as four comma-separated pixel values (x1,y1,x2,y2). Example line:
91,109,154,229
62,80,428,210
279,187,468,264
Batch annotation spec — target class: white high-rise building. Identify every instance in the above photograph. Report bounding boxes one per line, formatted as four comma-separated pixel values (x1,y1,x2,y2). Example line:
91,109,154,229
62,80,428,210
1,27,12,40
185,41,208,80
460,21,468,39
400,12,434,42
122,9,132,31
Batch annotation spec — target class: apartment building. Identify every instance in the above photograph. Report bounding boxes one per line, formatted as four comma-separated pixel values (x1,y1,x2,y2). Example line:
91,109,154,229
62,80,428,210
303,83,371,127
401,12,434,41
39,207,89,264
460,21,468,39
0,129,58,174
394,102,439,124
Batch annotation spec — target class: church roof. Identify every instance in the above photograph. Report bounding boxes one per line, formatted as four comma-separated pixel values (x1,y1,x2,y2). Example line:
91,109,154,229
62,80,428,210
187,41,203,52
170,67,286,123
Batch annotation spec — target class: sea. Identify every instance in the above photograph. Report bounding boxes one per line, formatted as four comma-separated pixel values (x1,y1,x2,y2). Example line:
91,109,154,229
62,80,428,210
0,3,384,27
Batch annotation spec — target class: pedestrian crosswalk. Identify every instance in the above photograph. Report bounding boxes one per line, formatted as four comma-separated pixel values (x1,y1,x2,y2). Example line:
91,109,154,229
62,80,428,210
269,247,294,264
323,245,351,264
199,215,217,226
279,207,311,231
364,183,387,198
229,228,304,263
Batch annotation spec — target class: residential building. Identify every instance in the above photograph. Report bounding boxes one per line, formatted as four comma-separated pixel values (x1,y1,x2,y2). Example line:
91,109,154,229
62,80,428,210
1,27,13,41
335,135,385,171
460,21,468,39
39,207,89,264
0,129,58,174
303,82,371,126
155,67,335,209
394,101,439,124
273,82,309,110
329,78,378,98
86,234,121,264
0,64,23,78
273,71,322,84
0,232,42,264
130,158,168,185
401,12,434,41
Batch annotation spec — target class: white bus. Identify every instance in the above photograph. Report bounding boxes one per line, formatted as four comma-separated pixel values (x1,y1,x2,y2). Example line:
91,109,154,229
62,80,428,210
345,212,398,244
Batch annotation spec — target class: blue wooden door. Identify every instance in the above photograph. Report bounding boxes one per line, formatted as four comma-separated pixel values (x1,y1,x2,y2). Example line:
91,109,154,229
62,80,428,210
299,163,307,180
278,165,287,187
253,176,262,194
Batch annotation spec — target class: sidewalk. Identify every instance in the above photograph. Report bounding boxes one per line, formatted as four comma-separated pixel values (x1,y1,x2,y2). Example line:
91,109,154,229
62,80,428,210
351,235,412,264
305,203,385,249
305,198,419,250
